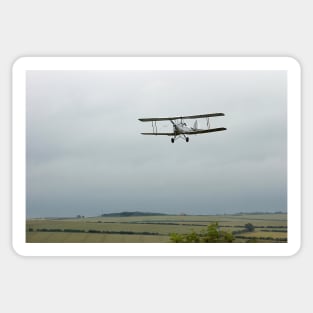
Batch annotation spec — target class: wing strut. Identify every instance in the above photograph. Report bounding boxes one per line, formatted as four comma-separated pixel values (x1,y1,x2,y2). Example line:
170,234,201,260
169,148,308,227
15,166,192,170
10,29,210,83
207,117,210,129
152,121,158,134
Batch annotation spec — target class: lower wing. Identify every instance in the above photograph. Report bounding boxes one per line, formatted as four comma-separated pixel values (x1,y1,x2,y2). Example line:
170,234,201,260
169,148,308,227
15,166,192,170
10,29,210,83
141,128,226,136
184,127,227,135
141,132,174,136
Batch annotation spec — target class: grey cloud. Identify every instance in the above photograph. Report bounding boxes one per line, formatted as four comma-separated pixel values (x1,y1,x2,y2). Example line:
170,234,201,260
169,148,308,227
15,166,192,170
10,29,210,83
26,70,287,217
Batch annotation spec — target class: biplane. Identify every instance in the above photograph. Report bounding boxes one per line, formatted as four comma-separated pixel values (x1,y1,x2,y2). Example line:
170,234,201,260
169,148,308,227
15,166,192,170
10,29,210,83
138,113,226,143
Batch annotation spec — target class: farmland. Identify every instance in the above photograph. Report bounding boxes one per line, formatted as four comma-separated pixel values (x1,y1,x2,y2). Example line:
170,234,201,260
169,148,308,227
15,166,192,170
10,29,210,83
26,212,287,243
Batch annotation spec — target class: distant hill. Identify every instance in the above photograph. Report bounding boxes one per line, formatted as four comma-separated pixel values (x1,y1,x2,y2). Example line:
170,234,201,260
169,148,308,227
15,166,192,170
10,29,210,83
100,211,168,217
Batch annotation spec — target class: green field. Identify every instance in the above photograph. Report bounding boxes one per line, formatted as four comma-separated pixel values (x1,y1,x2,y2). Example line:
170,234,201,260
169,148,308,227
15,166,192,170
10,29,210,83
26,213,287,243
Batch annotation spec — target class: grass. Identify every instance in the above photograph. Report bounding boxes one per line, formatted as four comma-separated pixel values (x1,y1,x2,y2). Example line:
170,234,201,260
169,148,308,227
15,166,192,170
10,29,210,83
26,232,169,243
26,213,287,243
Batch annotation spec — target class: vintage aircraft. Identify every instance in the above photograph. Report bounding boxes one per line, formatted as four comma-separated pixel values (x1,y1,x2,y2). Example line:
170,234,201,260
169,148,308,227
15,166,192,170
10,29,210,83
138,113,226,143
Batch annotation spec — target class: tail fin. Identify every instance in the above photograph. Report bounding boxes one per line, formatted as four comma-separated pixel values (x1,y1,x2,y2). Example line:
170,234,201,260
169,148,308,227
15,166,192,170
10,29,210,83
192,120,198,130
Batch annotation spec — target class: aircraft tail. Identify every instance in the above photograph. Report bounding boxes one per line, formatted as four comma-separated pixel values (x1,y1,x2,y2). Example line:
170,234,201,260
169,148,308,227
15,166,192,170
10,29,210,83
192,120,198,130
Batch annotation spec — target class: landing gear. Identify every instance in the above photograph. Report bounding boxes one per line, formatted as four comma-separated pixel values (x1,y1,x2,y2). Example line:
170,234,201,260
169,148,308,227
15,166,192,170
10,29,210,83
171,136,189,143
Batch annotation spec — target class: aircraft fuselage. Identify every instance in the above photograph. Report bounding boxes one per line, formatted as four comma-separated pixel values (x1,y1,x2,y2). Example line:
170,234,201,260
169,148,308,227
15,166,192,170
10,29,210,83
174,123,194,134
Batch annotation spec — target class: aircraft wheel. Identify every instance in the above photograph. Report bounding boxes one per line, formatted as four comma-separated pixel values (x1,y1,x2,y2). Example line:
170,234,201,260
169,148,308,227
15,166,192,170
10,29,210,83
171,138,174,143
186,137,189,142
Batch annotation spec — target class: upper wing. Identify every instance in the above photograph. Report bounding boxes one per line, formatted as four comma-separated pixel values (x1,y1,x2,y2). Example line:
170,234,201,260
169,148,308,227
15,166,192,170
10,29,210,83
138,113,224,122
139,117,179,122
184,127,227,135
141,132,174,136
179,113,225,119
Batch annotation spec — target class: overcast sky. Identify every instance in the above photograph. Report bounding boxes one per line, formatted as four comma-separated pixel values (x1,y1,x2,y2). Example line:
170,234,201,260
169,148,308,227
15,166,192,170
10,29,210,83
26,70,287,217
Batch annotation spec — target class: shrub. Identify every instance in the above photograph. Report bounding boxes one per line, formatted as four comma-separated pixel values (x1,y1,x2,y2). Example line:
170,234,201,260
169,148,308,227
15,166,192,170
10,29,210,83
170,222,234,243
